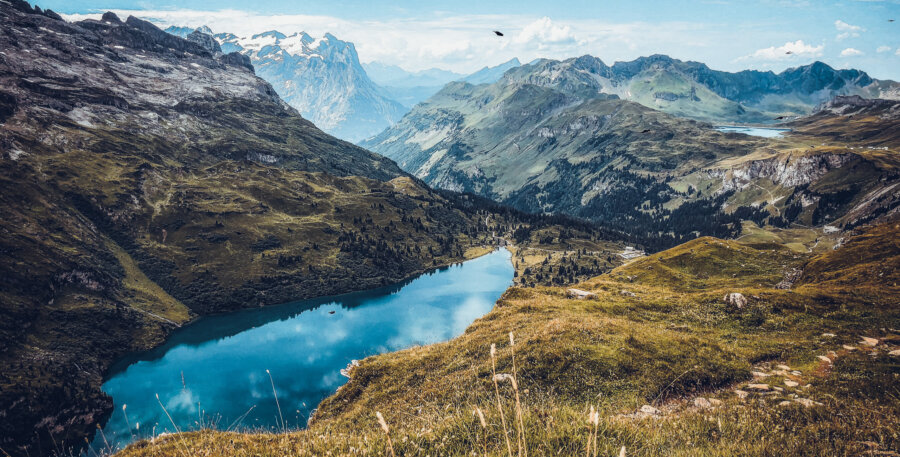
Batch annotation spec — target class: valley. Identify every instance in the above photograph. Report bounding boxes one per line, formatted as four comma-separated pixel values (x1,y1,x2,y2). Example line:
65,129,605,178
364,61,900,250
0,1,898,456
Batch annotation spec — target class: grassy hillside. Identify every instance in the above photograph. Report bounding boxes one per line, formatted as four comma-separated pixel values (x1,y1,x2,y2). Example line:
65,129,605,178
115,218,900,457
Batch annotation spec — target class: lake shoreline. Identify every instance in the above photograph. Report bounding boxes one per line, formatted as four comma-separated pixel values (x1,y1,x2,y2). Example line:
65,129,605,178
91,247,513,453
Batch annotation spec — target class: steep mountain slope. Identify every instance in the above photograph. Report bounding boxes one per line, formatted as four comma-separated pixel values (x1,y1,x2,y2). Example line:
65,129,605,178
0,5,563,455
167,27,406,142
505,55,899,123
364,59,900,249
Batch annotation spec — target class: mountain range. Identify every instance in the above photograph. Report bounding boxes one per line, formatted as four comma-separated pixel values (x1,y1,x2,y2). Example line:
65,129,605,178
365,58,523,108
166,26,524,142
363,58,900,249
500,54,900,123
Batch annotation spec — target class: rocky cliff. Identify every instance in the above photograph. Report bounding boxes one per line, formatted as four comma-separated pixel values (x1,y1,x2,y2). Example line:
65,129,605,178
171,28,408,143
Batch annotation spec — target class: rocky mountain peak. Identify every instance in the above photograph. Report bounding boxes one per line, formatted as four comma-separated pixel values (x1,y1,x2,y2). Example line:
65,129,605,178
100,11,121,23
253,30,287,40
198,28,405,141
187,29,223,55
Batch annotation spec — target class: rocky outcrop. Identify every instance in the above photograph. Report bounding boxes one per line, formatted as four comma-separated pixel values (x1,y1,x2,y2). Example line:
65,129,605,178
814,95,900,118
715,152,854,192
724,292,747,309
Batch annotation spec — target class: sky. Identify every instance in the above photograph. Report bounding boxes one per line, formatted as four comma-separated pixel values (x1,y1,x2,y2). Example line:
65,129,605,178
47,0,900,79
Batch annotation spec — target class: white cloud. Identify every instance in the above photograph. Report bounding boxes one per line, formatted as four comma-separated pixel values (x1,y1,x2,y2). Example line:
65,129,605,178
513,17,578,48
896,48,900,56
834,20,864,40
834,20,863,31
840,47,864,56
877,45,892,53
739,40,824,61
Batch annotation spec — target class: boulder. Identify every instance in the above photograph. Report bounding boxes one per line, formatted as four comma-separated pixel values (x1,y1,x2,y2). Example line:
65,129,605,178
693,397,712,409
567,288,597,300
860,336,879,346
746,383,770,391
888,349,900,356
784,380,799,387
793,398,823,408
639,405,660,415
817,355,832,364
723,292,747,308
734,389,749,399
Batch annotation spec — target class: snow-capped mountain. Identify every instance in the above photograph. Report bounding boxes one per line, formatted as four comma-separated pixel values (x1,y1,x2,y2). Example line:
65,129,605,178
167,27,405,142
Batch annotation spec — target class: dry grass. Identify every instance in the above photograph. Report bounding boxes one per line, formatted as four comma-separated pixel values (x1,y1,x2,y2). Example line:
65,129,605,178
115,221,900,457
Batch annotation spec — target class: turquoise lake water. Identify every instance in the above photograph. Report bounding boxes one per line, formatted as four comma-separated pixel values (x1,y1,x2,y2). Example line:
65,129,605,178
92,248,513,452
714,125,791,138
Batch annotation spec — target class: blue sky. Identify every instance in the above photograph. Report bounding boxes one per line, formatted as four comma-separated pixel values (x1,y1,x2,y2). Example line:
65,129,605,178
50,0,900,78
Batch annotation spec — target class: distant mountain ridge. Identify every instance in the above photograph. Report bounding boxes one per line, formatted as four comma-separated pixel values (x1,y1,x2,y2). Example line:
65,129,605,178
461,58,522,85
364,58,522,108
503,54,899,123
166,26,406,142
363,62,464,88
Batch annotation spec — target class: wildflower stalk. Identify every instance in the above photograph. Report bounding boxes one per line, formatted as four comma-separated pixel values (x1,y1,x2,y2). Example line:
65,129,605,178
585,406,594,457
475,407,488,457
509,332,527,457
155,393,190,457
491,343,515,457
122,404,135,441
376,411,397,457
266,369,285,432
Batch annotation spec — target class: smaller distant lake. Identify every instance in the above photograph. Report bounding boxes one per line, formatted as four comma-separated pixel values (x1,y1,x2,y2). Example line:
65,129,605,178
90,248,513,454
714,125,790,138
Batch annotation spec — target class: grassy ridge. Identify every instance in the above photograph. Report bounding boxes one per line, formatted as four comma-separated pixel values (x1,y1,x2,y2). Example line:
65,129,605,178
115,219,900,456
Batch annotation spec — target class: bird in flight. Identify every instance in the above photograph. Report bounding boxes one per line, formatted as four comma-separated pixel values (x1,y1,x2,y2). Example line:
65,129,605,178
785,51,793,55
889,19,895,22
494,31,504,36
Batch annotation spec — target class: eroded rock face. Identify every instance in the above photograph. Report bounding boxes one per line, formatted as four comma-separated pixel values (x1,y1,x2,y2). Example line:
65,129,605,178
201,29,407,142
717,153,854,192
